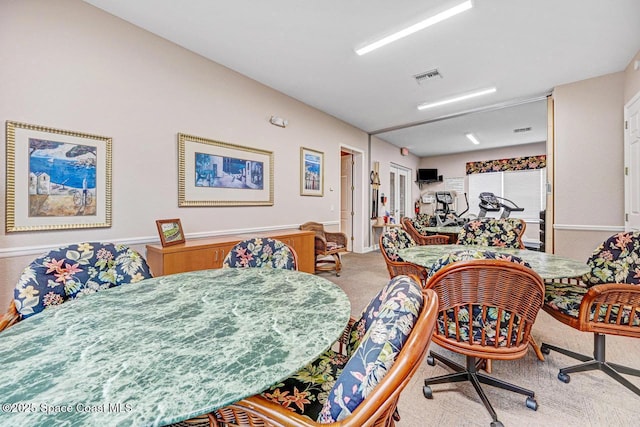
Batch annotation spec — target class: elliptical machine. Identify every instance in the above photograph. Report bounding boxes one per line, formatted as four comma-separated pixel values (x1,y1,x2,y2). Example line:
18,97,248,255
478,192,524,218
434,191,473,227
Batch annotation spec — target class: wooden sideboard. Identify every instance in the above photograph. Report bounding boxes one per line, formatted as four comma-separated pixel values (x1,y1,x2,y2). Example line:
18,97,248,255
145,229,316,275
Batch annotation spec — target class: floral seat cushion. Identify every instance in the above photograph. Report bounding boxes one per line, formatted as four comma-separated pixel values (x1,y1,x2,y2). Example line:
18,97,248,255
457,218,524,248
544,231,640,324
223,238,296,270
413,213,433,234
544,281,640,325
318,275,424,422
380,228,416,263
428,249,532,346
14,242,152,319
261,276,423,423
261,349,349,421
581,231,640,287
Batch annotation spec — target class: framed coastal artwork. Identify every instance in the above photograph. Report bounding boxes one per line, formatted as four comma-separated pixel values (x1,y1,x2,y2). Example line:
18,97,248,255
5,121,112,232
300,147,324,196
156,218,185,246
178,133,274,207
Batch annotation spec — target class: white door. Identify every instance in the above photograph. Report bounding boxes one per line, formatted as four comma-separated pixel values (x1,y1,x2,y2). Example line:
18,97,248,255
389,164,411,224
625,91,640,231
340,152,353,250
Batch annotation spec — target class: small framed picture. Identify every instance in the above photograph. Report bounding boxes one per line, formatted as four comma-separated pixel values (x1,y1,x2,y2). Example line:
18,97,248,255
300,147,324,196
156,218,185,247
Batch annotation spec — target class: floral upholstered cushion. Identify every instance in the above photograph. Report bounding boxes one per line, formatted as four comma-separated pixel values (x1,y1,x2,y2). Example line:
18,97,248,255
428,249,532,346
457,218,524,248
13,242,152,319
380,228,416,262
544,281,640,325
544,231,640,323
317,275,424,422
581,231,640,287
413,213,434,233
261,349,349,421
222,238,296,270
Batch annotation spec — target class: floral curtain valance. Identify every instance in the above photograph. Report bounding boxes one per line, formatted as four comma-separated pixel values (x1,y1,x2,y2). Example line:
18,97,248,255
466,154,546,175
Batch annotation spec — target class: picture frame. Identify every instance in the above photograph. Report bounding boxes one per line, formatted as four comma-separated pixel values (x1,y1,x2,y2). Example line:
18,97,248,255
5,121,112,233
156,218,185,246
178,133,274,207
300,147,324,196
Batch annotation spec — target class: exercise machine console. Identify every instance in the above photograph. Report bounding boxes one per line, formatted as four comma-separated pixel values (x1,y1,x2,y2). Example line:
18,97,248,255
478,192,524,218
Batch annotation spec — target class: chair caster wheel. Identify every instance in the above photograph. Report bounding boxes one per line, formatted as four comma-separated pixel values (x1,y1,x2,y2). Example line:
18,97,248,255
490,421,504,427
540,344,550,355
423,385,433,399
336,273,341,277
558,372,570,383
426,355,435,366
526,397,538,411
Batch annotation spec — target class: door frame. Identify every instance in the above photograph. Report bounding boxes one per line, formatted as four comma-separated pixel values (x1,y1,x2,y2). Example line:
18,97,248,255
340,144,366,253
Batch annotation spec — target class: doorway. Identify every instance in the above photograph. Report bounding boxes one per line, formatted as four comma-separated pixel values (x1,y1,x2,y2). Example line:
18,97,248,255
389,163,411,224
625,90,640,231
340,146,365,252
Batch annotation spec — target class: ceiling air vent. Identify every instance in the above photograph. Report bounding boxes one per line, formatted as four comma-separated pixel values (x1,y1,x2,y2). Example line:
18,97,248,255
414,69,442,84
513,126,532,133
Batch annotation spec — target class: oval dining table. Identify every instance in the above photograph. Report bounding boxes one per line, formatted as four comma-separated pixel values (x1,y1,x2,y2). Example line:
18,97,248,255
398,244,590,280
397,244,590,364
0,268,351,427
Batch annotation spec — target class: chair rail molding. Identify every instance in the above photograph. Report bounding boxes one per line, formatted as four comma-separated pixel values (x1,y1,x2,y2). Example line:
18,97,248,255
0,221,340,259
553,224,625,232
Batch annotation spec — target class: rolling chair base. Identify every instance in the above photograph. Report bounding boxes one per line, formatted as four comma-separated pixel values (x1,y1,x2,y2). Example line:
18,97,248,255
423,351,537,426
314,253,342,276
541,334,640,397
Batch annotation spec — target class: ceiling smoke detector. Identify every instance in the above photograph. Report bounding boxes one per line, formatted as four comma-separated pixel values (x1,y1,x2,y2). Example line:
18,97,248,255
414,68,442,84
513,126,532,133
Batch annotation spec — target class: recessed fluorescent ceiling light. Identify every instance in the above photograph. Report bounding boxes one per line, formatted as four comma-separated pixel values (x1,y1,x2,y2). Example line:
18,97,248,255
417,87,497,110
355,0,473,56
465,133,480,145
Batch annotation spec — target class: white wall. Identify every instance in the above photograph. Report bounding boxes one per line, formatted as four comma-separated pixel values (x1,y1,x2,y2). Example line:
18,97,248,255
0,0,379,311
553,72,626,260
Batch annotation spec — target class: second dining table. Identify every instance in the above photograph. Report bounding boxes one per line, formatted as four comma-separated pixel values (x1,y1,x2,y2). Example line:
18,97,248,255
397,244,590,280
0,268,351,427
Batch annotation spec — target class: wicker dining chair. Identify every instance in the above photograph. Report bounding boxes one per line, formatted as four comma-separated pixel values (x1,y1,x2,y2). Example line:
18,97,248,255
541,231,640,397
0,242,152,332
400,216,450,245
457,218,526,249
422,249,545,427
201,275,438,427
300,221,348,276
222,237,298,270
379,228,429,285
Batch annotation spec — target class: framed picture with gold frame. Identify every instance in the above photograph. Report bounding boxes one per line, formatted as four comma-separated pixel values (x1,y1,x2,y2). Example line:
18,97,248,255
300,147,324,196
178,133,274,206
5,121,112,232
156,218,185,246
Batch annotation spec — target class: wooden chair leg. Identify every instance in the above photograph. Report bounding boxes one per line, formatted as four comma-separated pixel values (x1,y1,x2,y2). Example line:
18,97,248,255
332,253,342,276
529,335,545,361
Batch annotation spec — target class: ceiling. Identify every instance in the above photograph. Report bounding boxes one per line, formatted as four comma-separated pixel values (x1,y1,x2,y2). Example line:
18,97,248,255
83,0,640,157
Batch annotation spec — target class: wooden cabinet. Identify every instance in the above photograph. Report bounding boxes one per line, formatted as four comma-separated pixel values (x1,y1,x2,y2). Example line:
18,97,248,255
146,229,315,276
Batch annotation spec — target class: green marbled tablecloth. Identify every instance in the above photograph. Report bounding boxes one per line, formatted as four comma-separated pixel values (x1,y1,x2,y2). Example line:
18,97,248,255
0,268,351,426
398,244,590,280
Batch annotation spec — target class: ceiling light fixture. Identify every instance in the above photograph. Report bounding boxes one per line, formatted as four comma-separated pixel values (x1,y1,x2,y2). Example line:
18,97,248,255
417,87,497,110
465,133,480,145
355,0,473,56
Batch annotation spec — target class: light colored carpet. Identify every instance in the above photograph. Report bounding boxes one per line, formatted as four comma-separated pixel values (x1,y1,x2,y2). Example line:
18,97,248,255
320,251,639,427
